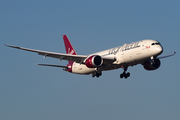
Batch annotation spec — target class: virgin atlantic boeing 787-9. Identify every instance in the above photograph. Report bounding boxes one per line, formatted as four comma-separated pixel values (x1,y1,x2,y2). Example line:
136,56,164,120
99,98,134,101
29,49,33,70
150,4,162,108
5,35,176,79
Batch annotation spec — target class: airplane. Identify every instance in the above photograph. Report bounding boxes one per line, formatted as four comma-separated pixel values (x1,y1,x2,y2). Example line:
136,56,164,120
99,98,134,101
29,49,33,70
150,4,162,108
5,35,176,79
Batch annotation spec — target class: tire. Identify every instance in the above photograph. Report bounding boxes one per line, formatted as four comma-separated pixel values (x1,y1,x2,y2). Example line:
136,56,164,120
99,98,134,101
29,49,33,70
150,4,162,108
120,74,123,78
127,72,130,77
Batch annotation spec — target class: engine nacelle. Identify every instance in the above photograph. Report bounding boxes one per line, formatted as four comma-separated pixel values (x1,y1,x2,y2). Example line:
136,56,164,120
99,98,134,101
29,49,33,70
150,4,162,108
85,55,103,68
143,59,161,71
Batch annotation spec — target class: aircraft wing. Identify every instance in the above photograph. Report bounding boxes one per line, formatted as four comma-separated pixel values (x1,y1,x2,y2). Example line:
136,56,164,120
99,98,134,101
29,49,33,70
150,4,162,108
5,44,87,63
5,44,116,64
158,52,176,59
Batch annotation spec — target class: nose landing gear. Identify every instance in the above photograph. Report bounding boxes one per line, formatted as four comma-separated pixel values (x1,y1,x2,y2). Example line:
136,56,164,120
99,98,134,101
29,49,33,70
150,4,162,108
120,67,130,79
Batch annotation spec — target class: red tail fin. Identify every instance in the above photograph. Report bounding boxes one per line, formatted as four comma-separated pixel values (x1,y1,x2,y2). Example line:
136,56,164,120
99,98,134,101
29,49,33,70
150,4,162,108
63,35,77,55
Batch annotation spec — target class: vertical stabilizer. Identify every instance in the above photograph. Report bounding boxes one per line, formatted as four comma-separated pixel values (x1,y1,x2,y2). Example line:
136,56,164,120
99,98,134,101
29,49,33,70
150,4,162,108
63,35,77,55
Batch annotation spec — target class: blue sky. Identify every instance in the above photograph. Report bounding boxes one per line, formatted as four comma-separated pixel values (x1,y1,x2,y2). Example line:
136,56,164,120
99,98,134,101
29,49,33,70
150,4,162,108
0,0,179,120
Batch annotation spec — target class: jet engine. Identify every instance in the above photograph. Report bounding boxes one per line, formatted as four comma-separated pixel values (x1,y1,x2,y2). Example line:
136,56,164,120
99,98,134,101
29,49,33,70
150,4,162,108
143,58,161,70
85,55,103,68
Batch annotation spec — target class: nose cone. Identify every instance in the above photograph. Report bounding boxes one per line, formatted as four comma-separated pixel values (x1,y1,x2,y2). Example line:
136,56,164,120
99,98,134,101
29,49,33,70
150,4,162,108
156,45,163,56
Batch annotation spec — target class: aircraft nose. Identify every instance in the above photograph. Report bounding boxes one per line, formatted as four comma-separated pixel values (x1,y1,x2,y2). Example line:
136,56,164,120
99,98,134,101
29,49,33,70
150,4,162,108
156,45,163,55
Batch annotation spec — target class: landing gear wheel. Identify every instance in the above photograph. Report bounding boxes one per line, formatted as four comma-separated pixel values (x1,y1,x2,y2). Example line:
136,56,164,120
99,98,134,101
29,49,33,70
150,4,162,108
96,74,100,78
92,71,102,78
120,67,130,79
124,75,128,79
120,74,123,78
92,74,95,78
127,72,130,77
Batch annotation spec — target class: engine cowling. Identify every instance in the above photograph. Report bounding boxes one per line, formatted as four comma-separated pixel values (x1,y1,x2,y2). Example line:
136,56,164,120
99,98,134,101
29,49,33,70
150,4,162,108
143,58,161,70
85,55,103,68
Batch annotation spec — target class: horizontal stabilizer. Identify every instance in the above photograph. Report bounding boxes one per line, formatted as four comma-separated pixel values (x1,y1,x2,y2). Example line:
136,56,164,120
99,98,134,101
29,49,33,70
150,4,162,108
36,64,68,68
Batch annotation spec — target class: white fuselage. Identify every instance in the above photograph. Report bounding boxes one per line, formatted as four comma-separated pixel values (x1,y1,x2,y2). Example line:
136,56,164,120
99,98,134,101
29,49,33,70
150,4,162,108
71,39,163,74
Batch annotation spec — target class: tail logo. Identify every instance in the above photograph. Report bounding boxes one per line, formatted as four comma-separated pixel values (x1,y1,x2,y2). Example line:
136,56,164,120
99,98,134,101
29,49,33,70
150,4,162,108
63,35,77,55
68,48,75,55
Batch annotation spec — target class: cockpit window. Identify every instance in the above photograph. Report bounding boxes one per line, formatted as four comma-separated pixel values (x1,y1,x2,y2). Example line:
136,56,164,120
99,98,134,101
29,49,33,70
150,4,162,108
151,43,160,46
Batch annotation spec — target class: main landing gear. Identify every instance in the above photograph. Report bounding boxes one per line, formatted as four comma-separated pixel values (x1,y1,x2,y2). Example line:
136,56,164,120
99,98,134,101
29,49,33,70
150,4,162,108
120,67,130,79
92,71,102,78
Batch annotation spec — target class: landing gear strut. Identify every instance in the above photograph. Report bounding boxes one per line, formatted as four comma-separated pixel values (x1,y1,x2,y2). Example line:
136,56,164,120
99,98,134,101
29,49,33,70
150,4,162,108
120,67,130,79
